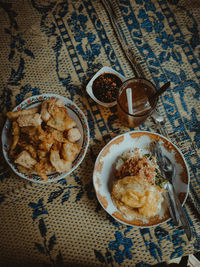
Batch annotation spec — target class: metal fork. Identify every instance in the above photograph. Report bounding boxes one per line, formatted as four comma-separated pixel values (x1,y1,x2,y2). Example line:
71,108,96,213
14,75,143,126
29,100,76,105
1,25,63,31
151,141,193,241
150,142,179,225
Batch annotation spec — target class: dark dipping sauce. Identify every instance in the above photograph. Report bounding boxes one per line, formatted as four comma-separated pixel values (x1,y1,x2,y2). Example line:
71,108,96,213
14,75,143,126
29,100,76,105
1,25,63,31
92,73,123,103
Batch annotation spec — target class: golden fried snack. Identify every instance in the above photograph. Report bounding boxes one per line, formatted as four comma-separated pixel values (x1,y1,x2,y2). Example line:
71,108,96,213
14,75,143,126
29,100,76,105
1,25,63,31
40,101,51,122
51,140,62,151
14,150,37,169
67,128,81,143
38,131,54,152
20,126,37,135
61,141,81,162
50,150,72,173
52,130,67,143
45,126,68,143
37,150,48,160
53,98,64,107
47,99,64,114
24,144,37,159
6,106,39,120
21,126,45,147
10,121,20,153
17,165,34,175
47,116,75,131
6,98,82,181
112,176,165,219
17,113,42,127
47,105,76,131
64,116,77,130
40,99,64,122
35,159,56,181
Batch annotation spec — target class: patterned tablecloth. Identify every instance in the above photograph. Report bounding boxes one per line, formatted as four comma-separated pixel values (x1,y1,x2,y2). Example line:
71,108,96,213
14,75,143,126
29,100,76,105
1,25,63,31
0,0,199,266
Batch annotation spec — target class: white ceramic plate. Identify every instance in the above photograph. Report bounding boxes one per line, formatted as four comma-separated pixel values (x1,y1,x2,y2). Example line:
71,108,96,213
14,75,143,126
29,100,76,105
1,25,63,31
93,131,190,227
2,94,90,184
86,66,126,107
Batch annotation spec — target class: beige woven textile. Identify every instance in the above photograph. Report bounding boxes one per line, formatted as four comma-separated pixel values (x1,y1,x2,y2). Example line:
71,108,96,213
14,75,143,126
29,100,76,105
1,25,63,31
0,0,200,266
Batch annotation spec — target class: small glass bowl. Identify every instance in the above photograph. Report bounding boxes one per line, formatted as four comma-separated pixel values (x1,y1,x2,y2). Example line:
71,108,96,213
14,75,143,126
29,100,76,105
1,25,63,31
86,66,126,107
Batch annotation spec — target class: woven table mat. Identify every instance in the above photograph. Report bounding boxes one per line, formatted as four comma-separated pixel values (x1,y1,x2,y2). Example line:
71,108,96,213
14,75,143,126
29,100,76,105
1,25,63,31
0,0,199,266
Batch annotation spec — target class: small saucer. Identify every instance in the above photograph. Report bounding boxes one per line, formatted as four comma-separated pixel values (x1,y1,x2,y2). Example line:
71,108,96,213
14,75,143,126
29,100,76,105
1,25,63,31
86,66,126,107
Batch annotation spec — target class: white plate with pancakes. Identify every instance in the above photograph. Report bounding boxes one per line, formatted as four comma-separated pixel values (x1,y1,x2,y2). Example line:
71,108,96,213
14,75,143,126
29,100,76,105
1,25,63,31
2,94,90,183
93,131,190,227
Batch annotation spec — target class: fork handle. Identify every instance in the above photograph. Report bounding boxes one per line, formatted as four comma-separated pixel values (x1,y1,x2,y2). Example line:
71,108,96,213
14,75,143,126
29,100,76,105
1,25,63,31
166,183,180,225
170,183,193,241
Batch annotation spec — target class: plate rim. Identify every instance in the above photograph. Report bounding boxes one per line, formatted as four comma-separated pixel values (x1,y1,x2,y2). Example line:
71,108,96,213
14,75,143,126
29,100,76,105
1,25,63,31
2,93,90,184
93,130,190,227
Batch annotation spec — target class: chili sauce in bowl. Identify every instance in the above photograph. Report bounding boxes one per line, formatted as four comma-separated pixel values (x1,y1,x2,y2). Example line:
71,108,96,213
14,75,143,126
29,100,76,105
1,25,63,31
86,66,126,107
92,73,123,103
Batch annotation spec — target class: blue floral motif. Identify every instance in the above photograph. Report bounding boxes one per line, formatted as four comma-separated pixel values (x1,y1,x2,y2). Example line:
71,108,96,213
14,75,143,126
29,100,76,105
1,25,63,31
154,17,165,33
67,11,101,62
170,230,187,259
34,218,64,265
94,248,114,264
4,31,35,87
29,198,48,221
144,0,156,12
55,1,69,18
140,228,162,261
109,231,133,264
8,57,25,86
182,7,200,50
164,68,199,117
15,84,40,105
8,34,35,61
0,1,36,115
46,175,84,204
157,31,174,50
138,9,153,33
184,109,200,148
40,12,69,88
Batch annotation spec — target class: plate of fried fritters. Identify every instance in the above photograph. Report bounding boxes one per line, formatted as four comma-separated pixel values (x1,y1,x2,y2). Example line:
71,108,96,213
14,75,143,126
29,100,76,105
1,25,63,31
93,131,189,227
2,94,90,183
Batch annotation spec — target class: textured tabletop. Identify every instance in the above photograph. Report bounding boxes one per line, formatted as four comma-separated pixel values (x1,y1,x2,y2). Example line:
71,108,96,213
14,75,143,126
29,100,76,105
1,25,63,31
0,0,199,266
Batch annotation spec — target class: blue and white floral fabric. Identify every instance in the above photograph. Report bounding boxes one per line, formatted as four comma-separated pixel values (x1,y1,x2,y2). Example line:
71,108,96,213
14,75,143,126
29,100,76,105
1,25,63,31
0,0,199,266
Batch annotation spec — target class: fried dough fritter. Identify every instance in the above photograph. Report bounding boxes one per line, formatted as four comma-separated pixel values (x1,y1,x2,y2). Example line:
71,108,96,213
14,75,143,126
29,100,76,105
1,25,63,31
35,159,56,182
40,101,51,122
10,121,20,154
47,112,76,131
6,106,39,120
17,113,42,127
6,98,82,181
67,128,81,143
61,141,81,162
14,150,37,169
50,150,72,173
